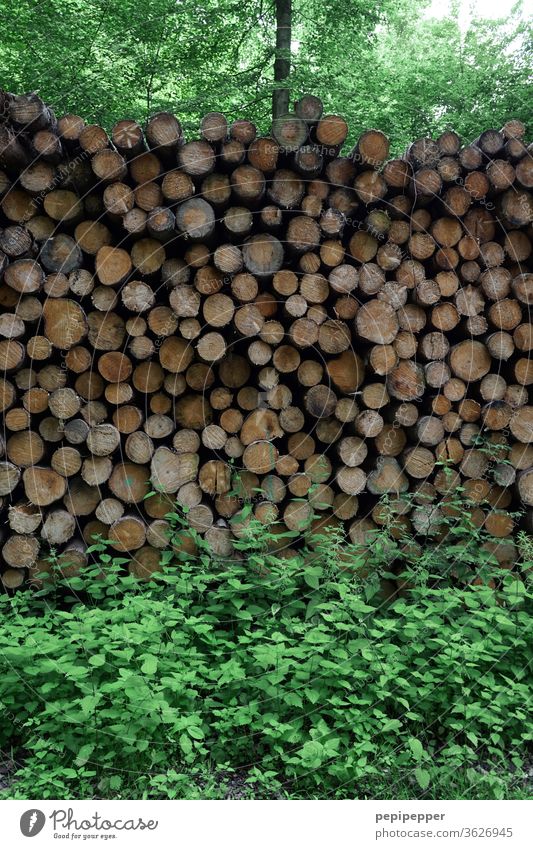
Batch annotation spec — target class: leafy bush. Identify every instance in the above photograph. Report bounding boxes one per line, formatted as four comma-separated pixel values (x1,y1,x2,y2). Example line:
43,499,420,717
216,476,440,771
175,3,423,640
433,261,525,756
0,511,531,800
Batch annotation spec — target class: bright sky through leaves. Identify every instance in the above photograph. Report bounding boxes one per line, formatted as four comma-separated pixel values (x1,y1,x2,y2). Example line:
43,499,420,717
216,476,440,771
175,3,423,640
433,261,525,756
426,0,529,29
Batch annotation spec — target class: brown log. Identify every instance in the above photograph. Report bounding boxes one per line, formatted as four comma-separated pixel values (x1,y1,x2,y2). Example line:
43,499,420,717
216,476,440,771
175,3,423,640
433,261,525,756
272,113,308,150
175,197,215,241
407,137,439,169
134,180,163,211
354,170,387,205
231,164,265,204
294,95,323,123
23,466,67,506
386,360,425,400
178,140,216,177
2,534,40,568
367,458,408,495
353,129,390,168
8,502,42,534
315,114,348,148
146,112,182,152
108,516,146,552
336,466,367,496
304,384,337,419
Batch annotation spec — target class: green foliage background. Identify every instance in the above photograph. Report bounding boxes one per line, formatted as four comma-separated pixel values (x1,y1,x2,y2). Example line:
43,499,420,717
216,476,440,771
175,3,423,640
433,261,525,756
0,0,531,151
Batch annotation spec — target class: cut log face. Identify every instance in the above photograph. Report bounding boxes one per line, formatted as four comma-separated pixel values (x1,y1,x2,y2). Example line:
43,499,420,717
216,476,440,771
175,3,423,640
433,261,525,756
449,340,491,382
243,234,284,277
42,298,87,349
356,301,399,344
272,113,308,150
22,466,67,506
0,89,532,582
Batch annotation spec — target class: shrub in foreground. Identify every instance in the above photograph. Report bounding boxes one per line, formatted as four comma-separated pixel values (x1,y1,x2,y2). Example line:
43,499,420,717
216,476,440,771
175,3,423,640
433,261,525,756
0,517,531,799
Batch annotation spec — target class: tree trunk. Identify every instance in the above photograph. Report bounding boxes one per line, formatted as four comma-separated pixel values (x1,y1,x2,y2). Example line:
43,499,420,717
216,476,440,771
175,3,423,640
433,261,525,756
272,0,292,120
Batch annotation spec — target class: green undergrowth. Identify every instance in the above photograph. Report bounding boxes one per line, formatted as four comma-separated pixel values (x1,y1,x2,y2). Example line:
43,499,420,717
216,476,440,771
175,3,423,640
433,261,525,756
0,491,532,800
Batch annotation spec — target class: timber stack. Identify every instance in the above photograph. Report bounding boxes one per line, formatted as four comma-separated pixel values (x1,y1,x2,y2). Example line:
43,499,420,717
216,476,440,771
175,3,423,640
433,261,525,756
0,90,531,587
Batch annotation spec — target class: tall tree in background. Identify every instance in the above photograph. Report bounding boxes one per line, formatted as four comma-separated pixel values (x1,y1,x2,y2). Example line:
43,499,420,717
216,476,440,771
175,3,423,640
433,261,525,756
272,0,292,119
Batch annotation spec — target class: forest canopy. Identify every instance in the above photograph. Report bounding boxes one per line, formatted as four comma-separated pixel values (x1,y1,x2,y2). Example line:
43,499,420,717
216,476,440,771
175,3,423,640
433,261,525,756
0,0,531,151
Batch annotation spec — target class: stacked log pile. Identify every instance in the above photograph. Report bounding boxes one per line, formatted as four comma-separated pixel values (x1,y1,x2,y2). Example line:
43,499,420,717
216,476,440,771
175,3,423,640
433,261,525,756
0,90,531,586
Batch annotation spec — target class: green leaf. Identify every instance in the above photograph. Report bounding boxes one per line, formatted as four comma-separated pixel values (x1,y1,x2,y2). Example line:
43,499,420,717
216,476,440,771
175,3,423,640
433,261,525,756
408,737,424,761
75,744,95,766
89,654,106,667
141,655,158,675
79,695,99,716
381,719,402,733
304,568,321,589
414,768,430,791
188,726,204,740
179,733,192,755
